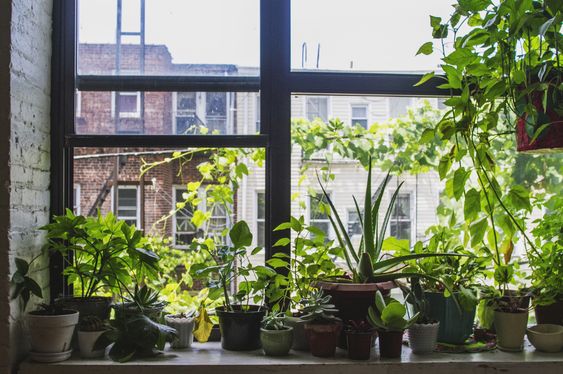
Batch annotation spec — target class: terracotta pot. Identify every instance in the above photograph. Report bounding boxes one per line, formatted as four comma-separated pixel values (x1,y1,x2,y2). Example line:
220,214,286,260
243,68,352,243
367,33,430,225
345,330,374,360
535,299,563,326
526,324,563,353
304,322,342,357
317,281,394,348
285,316,309,351
494,309,529,352
165,315,195,349
407,322,439,354
260,327,293,356
27,309,79,362
216,305,265,351
377,330,404,358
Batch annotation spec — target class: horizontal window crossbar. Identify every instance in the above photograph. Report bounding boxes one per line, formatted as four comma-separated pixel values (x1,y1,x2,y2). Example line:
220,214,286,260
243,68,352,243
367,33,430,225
66,134,269,148
77,75,261,92
289,71,453,97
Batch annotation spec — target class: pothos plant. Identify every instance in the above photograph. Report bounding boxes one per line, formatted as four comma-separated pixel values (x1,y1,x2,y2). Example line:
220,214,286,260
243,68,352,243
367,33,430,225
190,220,277,311
414,0,558,295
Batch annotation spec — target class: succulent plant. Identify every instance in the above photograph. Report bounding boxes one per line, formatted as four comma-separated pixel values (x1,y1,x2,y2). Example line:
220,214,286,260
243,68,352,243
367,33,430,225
79,315,106,332
300,289,340,324
261,311,287,330
346,320,373,333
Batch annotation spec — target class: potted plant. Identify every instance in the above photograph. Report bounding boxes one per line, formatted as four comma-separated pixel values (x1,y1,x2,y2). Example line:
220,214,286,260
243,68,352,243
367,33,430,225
77,316,108,358
301,289,342,358
529,196,563,325
345,320,375,360
317,159,463,327
402,278,440,354
11,256,79,363
191,220,275,351
113,284,167,321
95,313,177,362
418,0,562,153
368,290,418,359
260,312,294,356
41,210,160,320
398,227,484,344
164,307,197,349
268,216,344,351
491,291,530,352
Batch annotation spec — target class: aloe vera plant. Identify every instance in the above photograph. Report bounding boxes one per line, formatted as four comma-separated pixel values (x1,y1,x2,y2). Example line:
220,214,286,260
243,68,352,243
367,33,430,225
319,157,465,285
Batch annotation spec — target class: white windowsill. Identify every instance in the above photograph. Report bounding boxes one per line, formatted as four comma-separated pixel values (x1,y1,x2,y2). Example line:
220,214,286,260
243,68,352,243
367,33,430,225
19,340,563,374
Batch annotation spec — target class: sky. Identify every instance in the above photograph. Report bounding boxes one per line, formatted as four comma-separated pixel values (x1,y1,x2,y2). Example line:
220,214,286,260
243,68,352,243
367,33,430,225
78,0,456,73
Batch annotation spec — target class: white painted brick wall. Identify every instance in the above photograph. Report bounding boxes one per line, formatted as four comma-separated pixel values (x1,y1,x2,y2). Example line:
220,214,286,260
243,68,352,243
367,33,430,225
0,0,52,372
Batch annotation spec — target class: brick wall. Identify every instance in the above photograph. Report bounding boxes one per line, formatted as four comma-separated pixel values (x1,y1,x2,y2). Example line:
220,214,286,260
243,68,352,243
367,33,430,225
0,0,52,372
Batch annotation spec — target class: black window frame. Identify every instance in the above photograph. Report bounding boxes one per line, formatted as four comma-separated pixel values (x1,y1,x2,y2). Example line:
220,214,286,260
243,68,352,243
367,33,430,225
50,0,448,299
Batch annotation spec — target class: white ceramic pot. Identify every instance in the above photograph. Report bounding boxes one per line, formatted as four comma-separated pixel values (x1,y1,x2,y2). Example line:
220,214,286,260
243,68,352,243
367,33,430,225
526,324,563,353
27,309,79,362
165,315,195,349
494,310,528,352
408,322,439,354
78,330,106,358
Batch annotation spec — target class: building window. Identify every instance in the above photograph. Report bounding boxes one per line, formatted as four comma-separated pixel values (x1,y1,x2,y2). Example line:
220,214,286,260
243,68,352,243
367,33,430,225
175,92,199,135
390,193,412,245
309,192,332,238
205,92,228,134
112,92,141,118
255,94,261,134
256,192,265,247
306,96,328,122
115,186,140,228
73,184,81,215
173,188,198,248
347,209,362,237
351,104,369,128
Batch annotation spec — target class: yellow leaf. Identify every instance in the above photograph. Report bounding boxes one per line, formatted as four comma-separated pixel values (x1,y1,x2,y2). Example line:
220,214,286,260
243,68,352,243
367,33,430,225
193,306,214,343
501,239,514,265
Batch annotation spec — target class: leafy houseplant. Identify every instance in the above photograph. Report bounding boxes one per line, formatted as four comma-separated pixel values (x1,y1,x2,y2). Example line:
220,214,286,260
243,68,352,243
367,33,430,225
42,210,160,320
191,220,275,351
368,291,418,358
301,289,342,358
95,313,177,362
77,316,108,358
164,308,197,349
318,158,464,325
345,320,375,360
113,284,167,321
260,312,294,356
403,279,440,354
529,196,563,325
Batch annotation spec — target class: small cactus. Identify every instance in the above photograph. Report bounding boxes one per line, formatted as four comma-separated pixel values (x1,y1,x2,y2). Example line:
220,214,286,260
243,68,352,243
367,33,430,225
79,315,105,332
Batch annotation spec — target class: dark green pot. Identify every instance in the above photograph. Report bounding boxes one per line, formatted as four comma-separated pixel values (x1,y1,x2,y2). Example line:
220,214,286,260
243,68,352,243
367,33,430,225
216,305,265,351
425,292,476,344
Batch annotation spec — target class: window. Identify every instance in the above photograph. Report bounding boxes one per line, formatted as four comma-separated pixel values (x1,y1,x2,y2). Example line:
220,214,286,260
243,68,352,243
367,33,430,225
173,92,232,135
174,92,199,135
306,97,328,122
173,187,198,248
255,94,261,134
390,193,412,245
73,184,81,215
205,92,229,134
112,92,141,118
347,209,361,237
309,192,331,238
207,200,229,242
256,192,265,247
115,186,140,228
351,104,368,128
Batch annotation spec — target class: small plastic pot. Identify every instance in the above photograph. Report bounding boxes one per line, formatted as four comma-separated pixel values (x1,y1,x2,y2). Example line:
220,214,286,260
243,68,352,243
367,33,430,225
494,309,529,352
345,330,375,360
408,322,439,354
216,305,265,351
165,315,195,349
304,322,343,358
535,300,563,326
377,330,404,358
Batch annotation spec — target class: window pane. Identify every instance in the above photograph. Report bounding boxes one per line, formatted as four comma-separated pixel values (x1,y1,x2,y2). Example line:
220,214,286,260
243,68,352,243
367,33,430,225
76,91,259,135
78,0,259,76
291,0,454,73
306,97,328,122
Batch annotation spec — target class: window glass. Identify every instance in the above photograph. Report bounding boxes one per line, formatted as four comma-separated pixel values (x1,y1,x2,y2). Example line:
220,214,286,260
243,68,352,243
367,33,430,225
256,192,265,247
351,104,368,128
116,186,139,227
306,97,328,122
78,0,260,76
347,209,361,237
390,193,412,244
309,192,331,236
291,0,455,73
76,91,258,135
174,188,198,247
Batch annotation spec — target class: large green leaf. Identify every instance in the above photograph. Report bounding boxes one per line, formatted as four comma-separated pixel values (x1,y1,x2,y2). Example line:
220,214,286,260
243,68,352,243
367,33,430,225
229,221,253,249
470,218,488,247
464,188,481,221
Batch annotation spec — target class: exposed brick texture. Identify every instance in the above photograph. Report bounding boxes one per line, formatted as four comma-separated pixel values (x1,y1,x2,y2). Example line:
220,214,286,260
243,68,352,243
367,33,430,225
0,0,52,372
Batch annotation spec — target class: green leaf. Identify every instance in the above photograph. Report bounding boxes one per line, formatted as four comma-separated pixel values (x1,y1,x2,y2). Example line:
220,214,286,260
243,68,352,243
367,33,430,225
15,258,29,275
416,42,433,56
414,72,435,87
539,17,556,37
470,218,488,247
453,167,471,200
273,238,290,247
430,16,441,28
229,221,253,249
442,65,462,89
458,0,490,12
438,155,452,180
464,188,481,222
419,129,435,144
506,185,531,212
